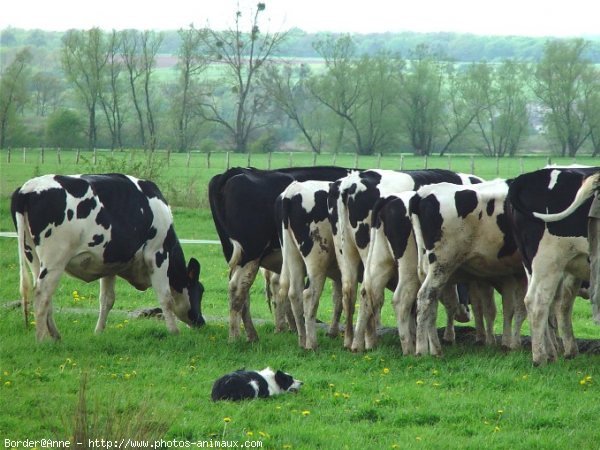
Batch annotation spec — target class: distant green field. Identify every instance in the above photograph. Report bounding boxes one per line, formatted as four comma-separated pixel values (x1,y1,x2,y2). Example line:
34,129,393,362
1,149,599,449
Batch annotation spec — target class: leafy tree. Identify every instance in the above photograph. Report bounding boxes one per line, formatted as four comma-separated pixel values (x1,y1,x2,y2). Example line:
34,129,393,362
533,39,594,156
61,28,108,150
172,25,209,152
470,60,530,156
46,109,85,148
0,48,32,148
398,45,444,155
261,62,325,153
99,30,126,150
196,2,287,153
31,71,64,117
310,35,403,155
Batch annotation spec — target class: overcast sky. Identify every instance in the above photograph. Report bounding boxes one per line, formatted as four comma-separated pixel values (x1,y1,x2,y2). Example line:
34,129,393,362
1,0,598,37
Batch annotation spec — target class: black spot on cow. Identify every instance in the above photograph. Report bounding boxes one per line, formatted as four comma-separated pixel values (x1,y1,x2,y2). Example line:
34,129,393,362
25,244,33,263
156,249,168,268
96,207,111,229
496,213,518,258
455,190,478,218
137,179,166,201
88,234,104,247
327,181,341,236
39,268,48,279
355,223,371,250
411,194,443,250
375,197,413,260
45,229,52,238
428,253,437,264
148,226,157,240
486,199,495,216
77,197,97,219
67,209,74,221
469,176,483,185
12,187,67,246
54,175,89,198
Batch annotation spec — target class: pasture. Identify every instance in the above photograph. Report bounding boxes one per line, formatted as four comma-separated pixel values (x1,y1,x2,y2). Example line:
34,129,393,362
1,150,599,449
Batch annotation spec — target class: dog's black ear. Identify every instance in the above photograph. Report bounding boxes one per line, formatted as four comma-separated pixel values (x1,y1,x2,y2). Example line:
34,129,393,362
275,370,294,390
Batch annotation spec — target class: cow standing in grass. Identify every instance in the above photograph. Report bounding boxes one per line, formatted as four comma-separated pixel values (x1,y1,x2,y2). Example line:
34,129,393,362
11,174,205,341
208,166,351,342
508,167,599,365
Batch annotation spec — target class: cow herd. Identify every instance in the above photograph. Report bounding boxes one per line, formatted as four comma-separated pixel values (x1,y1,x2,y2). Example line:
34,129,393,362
10,165,599,366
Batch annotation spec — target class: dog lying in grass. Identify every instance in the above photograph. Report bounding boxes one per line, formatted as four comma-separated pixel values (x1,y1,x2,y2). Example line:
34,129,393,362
211,368,303,401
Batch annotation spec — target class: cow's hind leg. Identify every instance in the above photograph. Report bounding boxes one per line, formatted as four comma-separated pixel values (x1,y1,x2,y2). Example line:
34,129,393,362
228,261,260,342
327,278,343,338
95,275,117,333
33,267,63,341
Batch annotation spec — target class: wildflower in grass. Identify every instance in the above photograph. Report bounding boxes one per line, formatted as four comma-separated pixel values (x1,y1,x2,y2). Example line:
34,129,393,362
258,431,269,438
301,410,310,416
431,369,439,376
416,380,424,385
363,355,372,361
223,417,232,423
494,426,501,433
282,445,292,449
329,383,335,388
432,382,441,387
246,431,253,437
579,375,592,386
4,381,11,387
382,368,390,375
333,392,341,398
497,409,504,415
342,393,350,399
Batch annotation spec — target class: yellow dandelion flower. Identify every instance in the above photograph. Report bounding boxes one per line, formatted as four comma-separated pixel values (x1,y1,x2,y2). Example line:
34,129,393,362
329,383,335,388
124,373,131,380
416,380,424,385
246,431,253,437
392,444,400,449
432,382,441,387
333,392,341,398
301,410,310,416
432,369,439,375
363,355,372,361
498,410,504,414
382,368,390,375
258,431,269,438
4,381,11,387
415,437,422,442
579,379,587,385
342,393,350,399
223,417,232,423
283,445,292,449
494,426,501,433
111,373,117,379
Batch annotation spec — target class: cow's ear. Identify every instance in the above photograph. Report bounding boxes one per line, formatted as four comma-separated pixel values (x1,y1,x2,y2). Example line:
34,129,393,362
187,258,201,281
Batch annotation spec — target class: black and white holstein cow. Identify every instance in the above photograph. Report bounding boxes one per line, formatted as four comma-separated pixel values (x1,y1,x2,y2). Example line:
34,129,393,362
209,166,351,342
409,179,528,357
329,169,480,348
356,191,497,355
277,180,343,350
507,167,599,365
11,174,205,341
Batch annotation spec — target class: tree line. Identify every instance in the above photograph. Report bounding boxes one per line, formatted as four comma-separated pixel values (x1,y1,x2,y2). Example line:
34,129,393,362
1,4,600,156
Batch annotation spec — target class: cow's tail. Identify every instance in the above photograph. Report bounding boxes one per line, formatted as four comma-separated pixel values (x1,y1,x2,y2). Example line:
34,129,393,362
533,172,599,222
408,193,427,279
11,189,32,328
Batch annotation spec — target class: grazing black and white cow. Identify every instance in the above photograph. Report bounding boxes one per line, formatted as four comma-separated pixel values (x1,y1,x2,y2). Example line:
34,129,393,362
209,166,351,342
409,179,527,357
277,180,343,349
11,174,205,341
507,167,599,365
329,169,480,348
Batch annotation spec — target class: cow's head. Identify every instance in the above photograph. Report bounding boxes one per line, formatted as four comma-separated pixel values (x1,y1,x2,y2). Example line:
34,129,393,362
172,257,205,327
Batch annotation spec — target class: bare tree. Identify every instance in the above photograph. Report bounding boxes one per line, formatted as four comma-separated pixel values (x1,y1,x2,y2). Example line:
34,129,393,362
197,2,287,153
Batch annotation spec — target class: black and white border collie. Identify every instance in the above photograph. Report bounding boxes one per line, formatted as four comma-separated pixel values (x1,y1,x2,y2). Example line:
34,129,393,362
211,368,303,401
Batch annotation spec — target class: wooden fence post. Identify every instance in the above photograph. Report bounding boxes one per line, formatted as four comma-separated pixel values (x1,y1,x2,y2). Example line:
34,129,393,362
354,153,359,169
206,151,210,169
399,154,404,170
247,151,251,167
187,151,191,168
93,148,97,165
289,152,293,167
424,155,428,169
267,152,272,170
332,153,337,166
447,155,452,170
519,157,524,174
23,147,26,163
377,153,381,169
313,152,317,167
226,152,230,170
496,156,500,176
41,147,45,164
470,156,475,174
166,149,171,167
7,147,11,163
57,148,61,165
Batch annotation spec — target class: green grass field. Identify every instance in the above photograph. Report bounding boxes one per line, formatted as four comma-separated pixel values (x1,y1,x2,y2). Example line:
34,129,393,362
1,150,599,449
